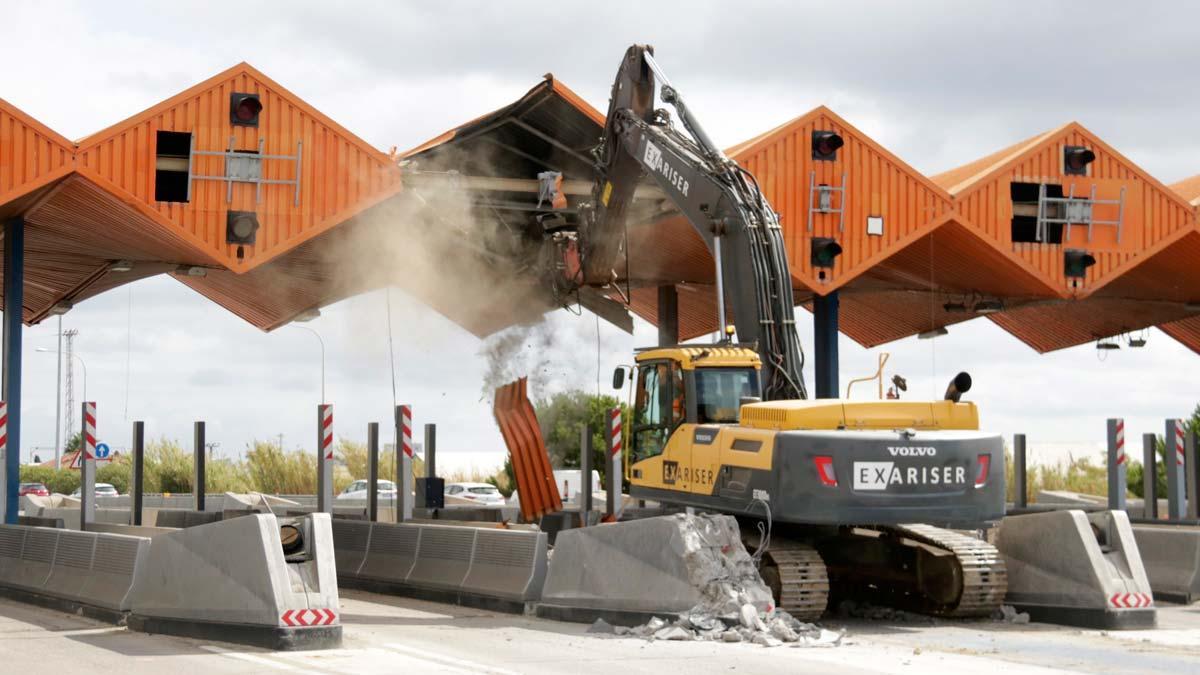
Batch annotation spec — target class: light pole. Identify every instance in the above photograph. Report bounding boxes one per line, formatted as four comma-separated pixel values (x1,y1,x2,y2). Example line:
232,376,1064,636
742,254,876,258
288,325,325,403
54,318,62,467
36,346,86,415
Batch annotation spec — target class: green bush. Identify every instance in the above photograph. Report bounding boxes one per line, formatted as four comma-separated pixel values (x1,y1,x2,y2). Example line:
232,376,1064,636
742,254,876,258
18,465,79,495
96,457,132,494
144,437,192,493
243,440,316,495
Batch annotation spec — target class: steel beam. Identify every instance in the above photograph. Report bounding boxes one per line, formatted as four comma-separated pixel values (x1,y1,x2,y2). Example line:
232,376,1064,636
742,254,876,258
813,291,840,399
1013,434,1028,509
1,217,22,524
132,421,145,525
580,424,592,527
1142,433,1157,520
368,422,379,522
1167,419,1187,520
193,421,206,511
657,285,678,346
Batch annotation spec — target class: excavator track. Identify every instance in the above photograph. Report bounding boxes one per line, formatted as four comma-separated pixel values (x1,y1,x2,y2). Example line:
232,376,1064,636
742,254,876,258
882,524,1008,617
818,523,1007,618
757,541,829,622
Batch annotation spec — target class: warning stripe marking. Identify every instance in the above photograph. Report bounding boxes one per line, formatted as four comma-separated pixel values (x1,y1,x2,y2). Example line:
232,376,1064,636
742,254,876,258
609,407,622,456
1109,592,1153,609
400,405,413,457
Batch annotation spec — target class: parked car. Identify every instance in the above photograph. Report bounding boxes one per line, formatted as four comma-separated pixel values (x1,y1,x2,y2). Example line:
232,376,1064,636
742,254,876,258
445,482,505,505
18,482,48,497
70,482,119,497
337,479,398,500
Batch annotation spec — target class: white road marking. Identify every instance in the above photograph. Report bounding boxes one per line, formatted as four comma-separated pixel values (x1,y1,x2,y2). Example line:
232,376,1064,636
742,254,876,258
199,645,325,673
385,641,523,675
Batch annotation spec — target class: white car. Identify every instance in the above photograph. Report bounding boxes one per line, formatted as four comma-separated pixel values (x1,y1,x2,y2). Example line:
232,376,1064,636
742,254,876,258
445,482,505,506
337,479,398,500
70,482,119,497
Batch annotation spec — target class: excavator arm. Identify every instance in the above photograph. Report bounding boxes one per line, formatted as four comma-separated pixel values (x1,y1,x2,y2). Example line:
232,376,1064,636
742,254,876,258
578,45,808,401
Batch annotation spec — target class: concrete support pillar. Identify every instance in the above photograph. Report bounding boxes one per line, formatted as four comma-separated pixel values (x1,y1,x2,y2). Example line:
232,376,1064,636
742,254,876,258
580,424,592,527
1166,419,1187,521
1107,418,1126,511
132,421,145,526
367,422,379,522
1142,432,1158,520
317,404,333,514
1013,433,1027,509
193,421,206,511
80,402,96,528
813,291,839,399
2,216,23,525
657,285,678,346
606,407,622,520
395,405,413,522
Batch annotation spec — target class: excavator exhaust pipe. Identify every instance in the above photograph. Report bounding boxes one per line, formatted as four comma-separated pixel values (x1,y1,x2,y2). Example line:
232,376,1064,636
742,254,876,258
944,372,972,403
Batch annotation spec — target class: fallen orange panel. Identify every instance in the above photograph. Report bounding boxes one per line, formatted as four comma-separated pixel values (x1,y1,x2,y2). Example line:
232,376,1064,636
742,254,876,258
492,378,562,522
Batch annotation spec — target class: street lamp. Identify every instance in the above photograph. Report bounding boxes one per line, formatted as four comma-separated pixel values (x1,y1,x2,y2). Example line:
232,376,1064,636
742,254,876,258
287,324,326,403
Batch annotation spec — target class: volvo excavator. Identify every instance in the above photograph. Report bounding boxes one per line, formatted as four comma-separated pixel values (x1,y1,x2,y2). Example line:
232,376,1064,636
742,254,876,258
544,45,1008,621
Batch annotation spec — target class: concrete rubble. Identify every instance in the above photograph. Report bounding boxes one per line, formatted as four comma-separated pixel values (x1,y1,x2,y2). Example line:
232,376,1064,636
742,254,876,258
577,513,843,648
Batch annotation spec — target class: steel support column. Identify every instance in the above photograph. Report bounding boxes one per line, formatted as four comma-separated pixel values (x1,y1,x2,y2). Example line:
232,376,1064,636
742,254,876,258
657,285,678,346
132,421,145,526
580,424,592,527
1107,418,1126,511
1187,427,1200,520
606,407,622,520
395,405,413,522
1013,434,1027,509
193,421,206,511
317,405,333,514
2,216,23,524
1142,433,1158,520
813,291,839,399
367,422,379,522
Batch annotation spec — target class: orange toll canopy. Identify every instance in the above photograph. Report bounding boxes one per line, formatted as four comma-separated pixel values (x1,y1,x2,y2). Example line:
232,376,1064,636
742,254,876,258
492,378,562,522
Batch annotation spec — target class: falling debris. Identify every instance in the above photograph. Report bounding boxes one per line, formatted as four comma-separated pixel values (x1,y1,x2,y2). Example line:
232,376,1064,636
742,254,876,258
995,605,1032,624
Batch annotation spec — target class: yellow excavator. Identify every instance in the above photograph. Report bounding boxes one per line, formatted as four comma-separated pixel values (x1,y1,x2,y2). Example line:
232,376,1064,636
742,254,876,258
546,45,1007,620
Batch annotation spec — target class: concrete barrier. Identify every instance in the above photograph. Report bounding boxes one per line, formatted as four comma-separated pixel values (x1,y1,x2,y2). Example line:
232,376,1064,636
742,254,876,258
126,513,340,650
0,525,150,622
1131,524,1200,603
997,510,1155,629
535,514,773,626
332,519,547,613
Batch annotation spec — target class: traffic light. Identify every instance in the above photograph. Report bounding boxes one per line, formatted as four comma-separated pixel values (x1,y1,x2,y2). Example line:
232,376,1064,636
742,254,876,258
1063,145,1095,175
812,131,844,161
1064,248,1096,278
230,93,263,126
811,237,842,268
227,210,260,245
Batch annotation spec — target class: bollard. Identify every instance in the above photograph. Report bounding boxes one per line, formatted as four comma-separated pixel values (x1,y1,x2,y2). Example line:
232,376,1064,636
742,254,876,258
194,421,206,511
1013,433,1027,510
1107,418,1126,511
1188,428,1200,520
580,424,592,527
368,422,379,522
1142,433,1158,520
607,408,623,519
132,421,145,526
395,405,413,522
317,404,333,514
1166,419,1187,520
80,402,97,528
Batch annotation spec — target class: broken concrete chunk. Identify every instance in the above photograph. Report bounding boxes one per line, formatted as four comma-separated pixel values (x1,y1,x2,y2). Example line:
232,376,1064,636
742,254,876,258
752,634,784,647
768,617,800,642
654,626,693,641
721,630,743,643
586,618,616,634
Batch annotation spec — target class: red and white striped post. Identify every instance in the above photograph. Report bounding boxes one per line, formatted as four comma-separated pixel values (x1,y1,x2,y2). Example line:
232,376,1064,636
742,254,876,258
606,407,623,519
0,402,8,523
396,404,413,521
81,402,97,526
1107,419,1126,511
317,404,334,513
1166,419,1187,520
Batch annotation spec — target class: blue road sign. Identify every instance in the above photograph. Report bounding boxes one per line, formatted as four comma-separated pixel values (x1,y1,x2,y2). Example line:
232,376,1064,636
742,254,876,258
95,443,110,459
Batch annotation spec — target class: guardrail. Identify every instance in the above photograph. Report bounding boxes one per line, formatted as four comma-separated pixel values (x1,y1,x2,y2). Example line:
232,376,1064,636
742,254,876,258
0,524,149,621
332,518,547,613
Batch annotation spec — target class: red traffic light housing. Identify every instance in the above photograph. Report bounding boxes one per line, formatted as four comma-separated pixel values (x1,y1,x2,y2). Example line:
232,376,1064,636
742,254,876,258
811,237,843,268
1063,145,1095,175
812,131,844,161
230,93,263,126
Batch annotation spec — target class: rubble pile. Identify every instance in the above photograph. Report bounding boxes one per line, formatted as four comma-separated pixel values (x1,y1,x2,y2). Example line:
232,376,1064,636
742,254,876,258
587,606,844,647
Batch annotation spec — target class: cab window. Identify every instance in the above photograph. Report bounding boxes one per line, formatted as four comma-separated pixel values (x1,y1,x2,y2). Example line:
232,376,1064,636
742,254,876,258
633,361,676,461
695,367,759,424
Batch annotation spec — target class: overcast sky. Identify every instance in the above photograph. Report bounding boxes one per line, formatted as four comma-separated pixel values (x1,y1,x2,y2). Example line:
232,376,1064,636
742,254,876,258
2,1,1198,473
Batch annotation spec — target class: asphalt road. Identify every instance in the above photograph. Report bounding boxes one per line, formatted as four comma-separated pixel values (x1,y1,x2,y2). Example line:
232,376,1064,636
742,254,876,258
3,589,1200,674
